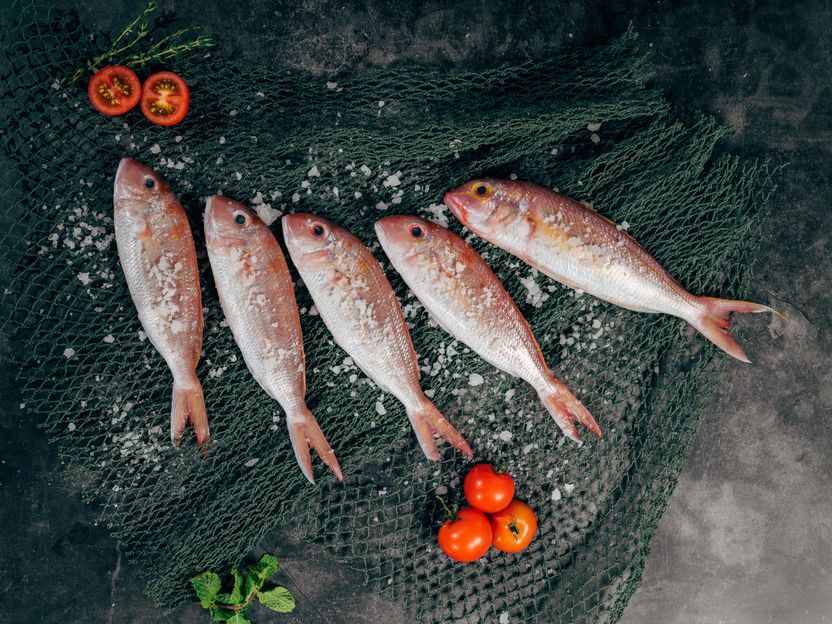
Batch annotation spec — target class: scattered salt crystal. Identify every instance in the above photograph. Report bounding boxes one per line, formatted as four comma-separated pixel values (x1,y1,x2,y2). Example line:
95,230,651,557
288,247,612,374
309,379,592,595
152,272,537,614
383,171,401,187
138,331,147,342
378,100,385,107
326,81,338,90
551,488,562,501
219,136,226,145
149,143,161,154
354,191,363,199
564,483,576,494
244,458,259,468
175,135,183,142
77,272,91,285
307,165,320,178
619,221,630,231
375,201,388,211
498,430,513,442
63,347,75,358
254,203,281,226
590,133,601,144
592,319,602,329
468,373,484,386
291,192,301,203
435,485,448,495
375,401,387,415
68,422,76,432
360,164,372,177
522,443,535,454
587,122,602,132
424,388,435,398
102,334,115,343
499,612,510,624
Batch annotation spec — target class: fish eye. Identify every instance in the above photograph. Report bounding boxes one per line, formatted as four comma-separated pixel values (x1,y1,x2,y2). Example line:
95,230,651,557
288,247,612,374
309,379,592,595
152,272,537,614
409,225,424,238
233,210,247,225
311,223,325,236
144,176,155,189
476,185,487,195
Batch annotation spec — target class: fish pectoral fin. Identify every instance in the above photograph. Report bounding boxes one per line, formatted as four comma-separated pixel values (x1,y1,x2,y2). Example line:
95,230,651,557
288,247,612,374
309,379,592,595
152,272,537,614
287,410,342,484
136,222,164,265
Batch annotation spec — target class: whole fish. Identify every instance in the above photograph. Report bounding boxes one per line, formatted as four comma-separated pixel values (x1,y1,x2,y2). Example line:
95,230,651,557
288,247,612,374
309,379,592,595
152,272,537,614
204,197,341,484
113,158,208,449
375,216,600,444
445,179,775,363
282,213,472,461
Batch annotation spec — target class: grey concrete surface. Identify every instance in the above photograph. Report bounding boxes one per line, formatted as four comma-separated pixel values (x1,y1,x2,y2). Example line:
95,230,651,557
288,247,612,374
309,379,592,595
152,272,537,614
1,1,830,623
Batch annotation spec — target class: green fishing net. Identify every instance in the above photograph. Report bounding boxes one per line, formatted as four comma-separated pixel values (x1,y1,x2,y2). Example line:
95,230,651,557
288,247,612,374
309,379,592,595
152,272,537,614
0,5,771,622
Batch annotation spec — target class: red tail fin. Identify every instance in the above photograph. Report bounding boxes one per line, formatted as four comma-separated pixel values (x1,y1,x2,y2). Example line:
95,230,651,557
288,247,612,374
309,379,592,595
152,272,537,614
287,408,343,485
406,398,473,461
690,297,775,363
537,381,601,444
171,378,210,452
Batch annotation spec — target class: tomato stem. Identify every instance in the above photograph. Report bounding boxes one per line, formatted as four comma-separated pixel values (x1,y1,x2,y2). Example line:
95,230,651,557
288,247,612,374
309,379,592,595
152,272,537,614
508,517,521,542
435,495,458,522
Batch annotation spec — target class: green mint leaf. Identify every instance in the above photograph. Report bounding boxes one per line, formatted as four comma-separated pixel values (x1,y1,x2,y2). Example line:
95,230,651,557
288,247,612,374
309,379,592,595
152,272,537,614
226,612,251,624
216,568,248,605
258,586,296,613
190,571,221,607
209,607,234,622
248,553,278,587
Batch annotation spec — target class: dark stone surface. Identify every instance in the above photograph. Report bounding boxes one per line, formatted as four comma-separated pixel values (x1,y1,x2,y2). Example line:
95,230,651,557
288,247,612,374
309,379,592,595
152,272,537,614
2,0,830,622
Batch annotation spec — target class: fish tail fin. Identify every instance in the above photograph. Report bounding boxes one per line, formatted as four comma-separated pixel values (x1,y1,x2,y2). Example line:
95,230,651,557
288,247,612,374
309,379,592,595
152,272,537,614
171,377,210,453
537,381,601,445
691,296,779,363
287,408,343,484
406,398,473,461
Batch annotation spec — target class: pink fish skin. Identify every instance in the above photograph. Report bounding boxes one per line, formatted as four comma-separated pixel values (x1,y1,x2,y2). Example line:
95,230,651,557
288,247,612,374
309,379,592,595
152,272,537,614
375,215,600,444
282,213,472,461
113,158,209,450
445,178,776,363
204,196,341,484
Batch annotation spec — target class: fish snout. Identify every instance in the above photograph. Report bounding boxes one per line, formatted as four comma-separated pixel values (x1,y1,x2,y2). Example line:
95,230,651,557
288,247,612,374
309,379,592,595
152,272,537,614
443,190,469,223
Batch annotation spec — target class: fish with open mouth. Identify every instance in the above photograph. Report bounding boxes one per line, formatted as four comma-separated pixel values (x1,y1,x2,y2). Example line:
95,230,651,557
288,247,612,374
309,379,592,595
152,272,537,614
445,179,776,363
204,196,341,484
375,215,600,444
282,213,472,461
113,158,209,449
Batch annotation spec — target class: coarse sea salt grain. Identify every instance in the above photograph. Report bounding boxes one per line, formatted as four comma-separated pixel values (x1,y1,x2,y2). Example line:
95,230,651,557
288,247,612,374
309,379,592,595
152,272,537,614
244,458,259,468
63,347,75,358
149,143,161,154
307,165,320,178
499,612,510,624
375,401,387,415
68,422,76,432
360,164,372,177
498,430,513,442
468,373,484,386
551,488,562,501
563,483,576,494
102,334,115,343
77,272,91,285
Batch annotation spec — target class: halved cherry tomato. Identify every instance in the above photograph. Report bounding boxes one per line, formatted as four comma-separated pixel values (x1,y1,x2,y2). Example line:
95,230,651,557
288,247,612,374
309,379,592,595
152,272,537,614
87,65,141,116
464,463,515,513
489,499,537,553
141,71,190,126
437,508,492,563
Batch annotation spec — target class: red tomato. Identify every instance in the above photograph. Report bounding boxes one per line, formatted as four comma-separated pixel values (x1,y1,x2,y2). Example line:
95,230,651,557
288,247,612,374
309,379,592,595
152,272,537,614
141,71,190,126
437,508,492,563
489,499,537,553
463,464,515,513
87,65,141,116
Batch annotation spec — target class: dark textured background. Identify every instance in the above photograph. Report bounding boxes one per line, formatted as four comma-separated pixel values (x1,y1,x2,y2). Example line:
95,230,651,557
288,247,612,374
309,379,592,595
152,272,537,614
1,1,830,623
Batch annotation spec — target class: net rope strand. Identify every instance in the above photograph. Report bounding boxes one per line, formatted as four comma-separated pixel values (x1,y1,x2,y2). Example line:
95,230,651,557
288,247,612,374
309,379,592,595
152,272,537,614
0,6,771,621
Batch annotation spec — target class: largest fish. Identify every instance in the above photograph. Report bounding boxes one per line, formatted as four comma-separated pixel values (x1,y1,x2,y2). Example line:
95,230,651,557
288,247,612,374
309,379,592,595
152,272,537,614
445,179,775,363
113,158,209,449
375,216,600,444
282,213,472,461
204,196,341,484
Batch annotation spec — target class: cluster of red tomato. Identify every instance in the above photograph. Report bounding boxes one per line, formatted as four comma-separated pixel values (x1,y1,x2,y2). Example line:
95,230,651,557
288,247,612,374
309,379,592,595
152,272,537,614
87,65,190,126
438,464,538,563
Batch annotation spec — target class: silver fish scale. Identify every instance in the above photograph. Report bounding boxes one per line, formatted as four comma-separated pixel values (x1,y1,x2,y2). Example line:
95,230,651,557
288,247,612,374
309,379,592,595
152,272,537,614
207,244,306,414
394,239,552,393
113,197,201,380
300,242,424,408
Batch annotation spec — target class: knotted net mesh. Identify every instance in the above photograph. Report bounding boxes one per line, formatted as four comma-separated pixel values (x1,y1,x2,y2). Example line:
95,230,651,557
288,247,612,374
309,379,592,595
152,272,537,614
0,5,771,622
